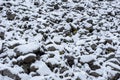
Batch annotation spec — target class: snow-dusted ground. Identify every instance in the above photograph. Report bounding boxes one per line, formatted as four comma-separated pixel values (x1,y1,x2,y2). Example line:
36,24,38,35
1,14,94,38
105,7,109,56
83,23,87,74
0,0,120,80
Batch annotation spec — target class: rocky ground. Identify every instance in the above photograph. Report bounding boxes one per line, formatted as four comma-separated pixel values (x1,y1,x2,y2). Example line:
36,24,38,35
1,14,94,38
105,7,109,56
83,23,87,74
0,0,120,80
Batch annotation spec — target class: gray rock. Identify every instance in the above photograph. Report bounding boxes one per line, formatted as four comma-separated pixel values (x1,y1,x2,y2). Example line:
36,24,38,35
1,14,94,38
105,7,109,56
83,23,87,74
65,56,74,67
47,46,56,51
75,6,84,11
0,6,3,11
23,54,36,63
6,11,16,20
89,72,101,77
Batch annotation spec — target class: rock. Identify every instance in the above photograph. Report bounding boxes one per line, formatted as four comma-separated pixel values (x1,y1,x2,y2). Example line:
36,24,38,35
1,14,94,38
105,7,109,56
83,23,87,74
60,67,68,74
22,16,29,21
91,44,97,50
49,54,55,58
72,0,81,3
5,2,12,7
34,1,39,6
66,18,73,23
46,62,60,71
0,69,21,80
6,11,16,20
22,63,31,74
86,27,94,33
89,72,101,77
87,20,93,24
47,46,56,51
106,47,116,54
65,56,74,67
58,27,65,32
104,39,112,44
76,77,81,80
0,41,3,53
30,65,38,72
62,0,68,2
88,61,101,70
0,6,3,11
14,43,40,56
75,6,84,11
111,73,120,80
54,4,59,10
23,54,36,63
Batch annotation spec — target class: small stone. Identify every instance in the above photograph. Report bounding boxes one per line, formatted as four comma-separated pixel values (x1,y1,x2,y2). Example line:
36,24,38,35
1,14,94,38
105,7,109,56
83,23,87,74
34,2,39,6
89,72,101,77
49,54,55,58
22,16,29,21
106,47,116,54
91,44,97,50
88,61,101,70
0,6,3,11
62,0,68,2
104,39,112,44
54,4,59,10
23,54,36,63
75,6,84,11
46,62,60,71
47,46,56,51
30,66,38,72
6,11,16,20
0,32,4,40
65,56,74,67
66,18,73,23
87,20,93,24
60,67,68,74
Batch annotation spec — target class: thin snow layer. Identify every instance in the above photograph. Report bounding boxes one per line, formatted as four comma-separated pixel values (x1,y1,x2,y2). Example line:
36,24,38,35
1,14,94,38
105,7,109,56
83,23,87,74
31,61,52,75
0,0,120,80
14,42,40,54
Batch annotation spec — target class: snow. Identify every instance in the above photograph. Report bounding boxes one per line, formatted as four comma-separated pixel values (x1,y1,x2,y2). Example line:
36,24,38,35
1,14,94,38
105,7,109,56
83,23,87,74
0,0,120,80
14,42,40,54
31,61,52,75
80,54,96,63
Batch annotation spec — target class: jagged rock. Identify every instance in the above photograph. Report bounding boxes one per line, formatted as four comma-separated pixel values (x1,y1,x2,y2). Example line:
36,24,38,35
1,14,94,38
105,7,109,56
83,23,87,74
0,69,21,80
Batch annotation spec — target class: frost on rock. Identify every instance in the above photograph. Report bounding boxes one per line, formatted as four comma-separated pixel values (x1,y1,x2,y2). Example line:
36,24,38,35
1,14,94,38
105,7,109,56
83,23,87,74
0,0,120,80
